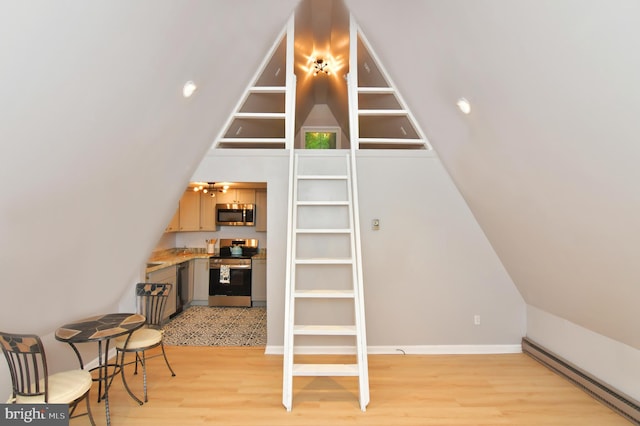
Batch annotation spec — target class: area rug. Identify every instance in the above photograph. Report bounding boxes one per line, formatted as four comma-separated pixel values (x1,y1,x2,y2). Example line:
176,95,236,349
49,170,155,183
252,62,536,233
163,306,266,346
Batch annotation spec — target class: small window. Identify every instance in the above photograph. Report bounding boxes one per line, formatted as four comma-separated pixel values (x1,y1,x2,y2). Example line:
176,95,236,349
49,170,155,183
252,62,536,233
302,127,340,149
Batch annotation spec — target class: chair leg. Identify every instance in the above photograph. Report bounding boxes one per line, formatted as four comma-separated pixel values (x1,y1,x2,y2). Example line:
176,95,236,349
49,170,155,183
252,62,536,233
119,350,143,406
160,342,176,377
85,390,96,426
141,350,148,403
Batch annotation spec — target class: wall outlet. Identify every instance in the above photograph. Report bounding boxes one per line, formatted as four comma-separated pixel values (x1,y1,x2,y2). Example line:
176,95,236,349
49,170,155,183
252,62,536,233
474,315,481,325
372,218,380,230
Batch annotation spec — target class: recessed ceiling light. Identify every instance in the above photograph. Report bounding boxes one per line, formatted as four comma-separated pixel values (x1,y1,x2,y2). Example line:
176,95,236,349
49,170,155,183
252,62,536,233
456,97,471,114
182,81,197,98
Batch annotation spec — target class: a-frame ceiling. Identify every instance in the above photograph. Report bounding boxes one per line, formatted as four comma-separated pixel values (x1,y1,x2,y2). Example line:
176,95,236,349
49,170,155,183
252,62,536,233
0,0,637,375
345,0,640,350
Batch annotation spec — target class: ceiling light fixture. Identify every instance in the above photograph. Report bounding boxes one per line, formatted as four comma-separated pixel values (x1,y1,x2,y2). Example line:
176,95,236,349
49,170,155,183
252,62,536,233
182,81,197,98
313,58,330,76
190,182,217,197
456,97,471,114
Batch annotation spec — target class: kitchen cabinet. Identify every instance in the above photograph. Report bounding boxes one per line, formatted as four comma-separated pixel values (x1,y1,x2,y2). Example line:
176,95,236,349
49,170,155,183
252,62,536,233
193,258,209,302
216,189,255,205
165,205,180,232
179,190,200,231
199,193,216,230
166,190,217,232
255,189,267,232
251,257,266,306
146,265,177,321
187,260,195,303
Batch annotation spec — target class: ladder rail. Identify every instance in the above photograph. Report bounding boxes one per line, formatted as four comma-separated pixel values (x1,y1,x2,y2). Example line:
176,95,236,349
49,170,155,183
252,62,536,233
345,154,370,411
282,13,296,412
349,15,370,410
282,151,297,412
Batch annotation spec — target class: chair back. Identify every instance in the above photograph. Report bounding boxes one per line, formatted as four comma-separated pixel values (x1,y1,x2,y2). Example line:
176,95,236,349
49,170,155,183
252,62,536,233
0,332,49,402
136,283,173,329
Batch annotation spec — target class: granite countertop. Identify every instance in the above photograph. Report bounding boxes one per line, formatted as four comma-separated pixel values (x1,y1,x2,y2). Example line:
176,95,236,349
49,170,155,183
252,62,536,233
146,248,266,273
146,249,211,273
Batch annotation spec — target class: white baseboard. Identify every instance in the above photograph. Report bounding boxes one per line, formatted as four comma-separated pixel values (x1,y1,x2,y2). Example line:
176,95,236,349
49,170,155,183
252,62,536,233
264,344,522,355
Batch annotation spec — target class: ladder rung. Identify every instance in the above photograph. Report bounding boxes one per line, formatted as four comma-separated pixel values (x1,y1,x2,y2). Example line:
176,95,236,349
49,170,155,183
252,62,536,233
294,290,355,298
358,109,408,116
218,137,286,144
248,86,286,93
292,364,359,377
359,138,424,145
297,175,347,180
297,201,349,206
358,86,395,94
293,325,357,335
234,112,285,119
295,258,353,265
295,229,352,234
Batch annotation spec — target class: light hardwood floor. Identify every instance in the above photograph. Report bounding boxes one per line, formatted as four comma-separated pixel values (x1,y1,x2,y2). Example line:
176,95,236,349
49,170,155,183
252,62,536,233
79,346,632,426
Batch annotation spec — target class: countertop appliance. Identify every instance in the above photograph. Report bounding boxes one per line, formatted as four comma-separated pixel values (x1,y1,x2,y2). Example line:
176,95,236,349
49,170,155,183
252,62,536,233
208,239,259,307
215,203,255,226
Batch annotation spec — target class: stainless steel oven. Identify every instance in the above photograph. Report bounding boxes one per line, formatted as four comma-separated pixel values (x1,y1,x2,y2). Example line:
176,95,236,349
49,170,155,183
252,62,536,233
209,238,258,307
208,257,252,307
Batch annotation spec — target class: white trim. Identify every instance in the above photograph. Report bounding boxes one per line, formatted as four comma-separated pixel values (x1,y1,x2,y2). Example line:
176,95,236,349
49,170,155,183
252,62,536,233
266,344,522,355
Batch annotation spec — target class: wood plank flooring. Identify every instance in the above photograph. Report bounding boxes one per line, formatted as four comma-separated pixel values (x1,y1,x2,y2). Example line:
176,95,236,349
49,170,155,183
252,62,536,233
79,346,632,426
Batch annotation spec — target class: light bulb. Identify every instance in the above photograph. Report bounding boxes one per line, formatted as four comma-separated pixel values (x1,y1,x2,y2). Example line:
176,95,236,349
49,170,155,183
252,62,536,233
182,81,197,98
456,98,471,114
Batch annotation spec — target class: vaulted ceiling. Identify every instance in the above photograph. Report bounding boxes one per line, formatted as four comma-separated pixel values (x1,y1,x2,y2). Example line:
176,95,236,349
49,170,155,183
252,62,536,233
1,0,638,355
346,0,640,350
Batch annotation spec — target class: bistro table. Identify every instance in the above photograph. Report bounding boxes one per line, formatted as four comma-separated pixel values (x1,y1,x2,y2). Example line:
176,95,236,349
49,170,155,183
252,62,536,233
55,313,145,426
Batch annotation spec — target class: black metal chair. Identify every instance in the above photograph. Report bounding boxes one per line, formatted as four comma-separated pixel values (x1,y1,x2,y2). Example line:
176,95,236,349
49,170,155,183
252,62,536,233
114,283,176,404
0,331,95,425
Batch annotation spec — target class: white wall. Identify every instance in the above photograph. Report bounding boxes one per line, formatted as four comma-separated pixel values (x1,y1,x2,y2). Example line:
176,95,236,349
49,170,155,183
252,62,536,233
357,151,525,348
527,305,640,401
192,149,525,352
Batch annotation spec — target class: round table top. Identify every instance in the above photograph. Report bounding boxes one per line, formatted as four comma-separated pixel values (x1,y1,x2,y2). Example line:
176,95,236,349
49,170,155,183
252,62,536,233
55,313,145,343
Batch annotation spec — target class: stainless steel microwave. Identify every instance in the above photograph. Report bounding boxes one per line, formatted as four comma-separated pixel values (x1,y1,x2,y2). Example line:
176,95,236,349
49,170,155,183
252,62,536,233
215,203,255,226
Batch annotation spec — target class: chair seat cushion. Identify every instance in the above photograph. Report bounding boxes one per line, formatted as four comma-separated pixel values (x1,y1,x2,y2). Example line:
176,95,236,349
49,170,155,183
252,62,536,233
114,328,162,350
10,369,91,404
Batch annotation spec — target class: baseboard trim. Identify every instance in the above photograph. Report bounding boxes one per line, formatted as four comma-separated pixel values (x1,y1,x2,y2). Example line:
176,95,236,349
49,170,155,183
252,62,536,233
264,344,522,356
522,337,640,425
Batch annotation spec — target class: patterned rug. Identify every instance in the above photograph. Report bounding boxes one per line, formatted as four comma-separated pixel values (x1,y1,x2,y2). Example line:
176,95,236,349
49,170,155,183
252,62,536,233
163,306,266,346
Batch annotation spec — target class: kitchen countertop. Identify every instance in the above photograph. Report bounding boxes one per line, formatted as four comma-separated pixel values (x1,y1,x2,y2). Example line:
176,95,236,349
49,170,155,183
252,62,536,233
146,249,266,273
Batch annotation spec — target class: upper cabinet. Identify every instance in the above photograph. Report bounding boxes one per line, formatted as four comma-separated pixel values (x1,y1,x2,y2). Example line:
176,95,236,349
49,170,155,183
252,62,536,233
216,189,255,205
166,190,218,233
179,190,201,231
165,205,180,232
200,194,216,230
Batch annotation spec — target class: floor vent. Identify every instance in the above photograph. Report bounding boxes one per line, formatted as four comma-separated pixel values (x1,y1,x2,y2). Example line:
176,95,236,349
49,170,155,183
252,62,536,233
522,337,639,425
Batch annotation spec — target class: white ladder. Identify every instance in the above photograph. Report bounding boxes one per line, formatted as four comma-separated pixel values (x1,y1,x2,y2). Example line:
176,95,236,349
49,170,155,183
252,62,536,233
282,151,369,411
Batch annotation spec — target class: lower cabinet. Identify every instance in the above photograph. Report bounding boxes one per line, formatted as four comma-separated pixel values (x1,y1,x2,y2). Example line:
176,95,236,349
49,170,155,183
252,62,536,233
251,258,266,306
146,265,177,321
193,258,210,303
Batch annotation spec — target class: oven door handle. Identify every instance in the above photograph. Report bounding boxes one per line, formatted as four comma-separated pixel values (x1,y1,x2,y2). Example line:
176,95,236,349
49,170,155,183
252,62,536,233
211,264,252,270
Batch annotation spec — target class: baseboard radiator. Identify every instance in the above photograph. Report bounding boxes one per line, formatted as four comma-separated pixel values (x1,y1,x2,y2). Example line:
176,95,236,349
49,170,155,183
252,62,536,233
522,337,639,425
